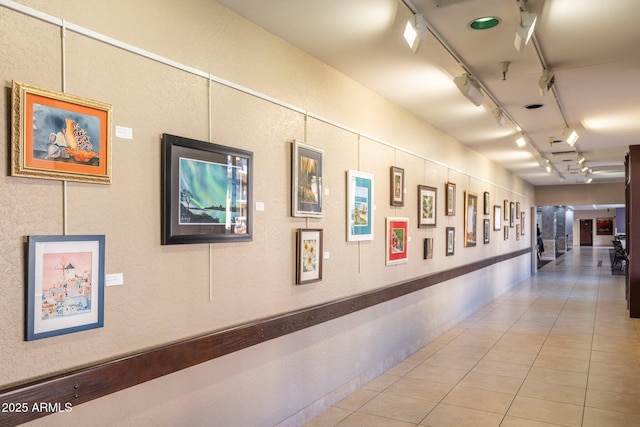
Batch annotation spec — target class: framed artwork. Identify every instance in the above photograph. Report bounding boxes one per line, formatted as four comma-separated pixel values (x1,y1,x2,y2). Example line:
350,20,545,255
484,219,490,244
296,229,323,284
390,166,405,206
386,217,408,265
292,140,323,218
11,81,112,184
510,202,515,228
347,170,375,241
417,185,437,228
516,224,521,240
596,217,614,235
504,225,509,240
446,227,455,256
483,191,490,216
464,191,478,247
445,182,456,216
516,202,521,219
504,199,509,221
493,205,502,231
521,212,526,236
161,133,252,245
26,235,105,341
423,238,434,260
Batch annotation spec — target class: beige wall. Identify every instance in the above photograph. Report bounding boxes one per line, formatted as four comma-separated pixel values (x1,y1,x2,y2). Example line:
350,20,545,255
535,182,624,207
1,1,534,425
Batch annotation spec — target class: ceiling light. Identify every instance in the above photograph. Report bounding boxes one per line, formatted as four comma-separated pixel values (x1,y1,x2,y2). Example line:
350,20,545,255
404,14,427,53
516,136,527,148
492,108,506,126
545,164,552,174
563,128,579,147
580,164,588,172
538,69,555,96
577,156,585,165
514,11,537,51
453,73,484,106
585,174,593,184
469,16,500,30
537,156,548,168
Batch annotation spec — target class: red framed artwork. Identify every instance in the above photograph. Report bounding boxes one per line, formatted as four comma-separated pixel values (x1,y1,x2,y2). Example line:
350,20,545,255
11,81,112,184
386,217,409,265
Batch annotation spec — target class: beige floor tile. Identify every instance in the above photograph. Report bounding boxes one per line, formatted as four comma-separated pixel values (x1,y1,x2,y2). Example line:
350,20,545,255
518,378,586,406
334,388,378,411
385,360,419,377
422,353,480,370
362,374,399,392
482,348,538,366
532,354,589,373
358,392,436,424
458,371,524,394
384,377,454,402
526,366,588,388
303,407,352,427
538,344,591,361
441,385,514,414
586,388,640,415
588,372,640,395
472,359,531,379
419,403,503,427
582,406,640,427
500,415,566,426
336,411,416,427
507,395,583,427
590,349,640,365
405,363,469,384
589,360,640,380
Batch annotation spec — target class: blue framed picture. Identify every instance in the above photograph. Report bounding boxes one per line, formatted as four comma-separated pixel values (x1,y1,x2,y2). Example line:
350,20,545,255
347,169,374,242
26,235,105,341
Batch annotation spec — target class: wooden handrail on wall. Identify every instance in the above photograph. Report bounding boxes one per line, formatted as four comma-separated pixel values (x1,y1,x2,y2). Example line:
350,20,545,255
0,248,530,426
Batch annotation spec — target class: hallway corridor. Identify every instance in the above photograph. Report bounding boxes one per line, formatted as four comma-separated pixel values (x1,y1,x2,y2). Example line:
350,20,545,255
304,247,640,426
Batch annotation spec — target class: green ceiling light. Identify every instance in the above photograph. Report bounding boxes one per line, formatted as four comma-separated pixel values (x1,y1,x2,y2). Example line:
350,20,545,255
469,17,500,30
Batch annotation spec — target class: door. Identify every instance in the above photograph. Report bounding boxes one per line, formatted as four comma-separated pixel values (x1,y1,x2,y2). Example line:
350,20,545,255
580,219,593,246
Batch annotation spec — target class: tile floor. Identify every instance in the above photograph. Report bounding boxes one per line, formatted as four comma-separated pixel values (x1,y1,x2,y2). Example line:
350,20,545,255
304,247,640,426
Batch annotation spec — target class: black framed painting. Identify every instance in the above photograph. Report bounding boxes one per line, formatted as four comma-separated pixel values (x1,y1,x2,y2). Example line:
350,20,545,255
161,133,253,244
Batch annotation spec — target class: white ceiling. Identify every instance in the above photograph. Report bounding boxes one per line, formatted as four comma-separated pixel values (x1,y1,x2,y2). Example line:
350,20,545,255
216,0,640,187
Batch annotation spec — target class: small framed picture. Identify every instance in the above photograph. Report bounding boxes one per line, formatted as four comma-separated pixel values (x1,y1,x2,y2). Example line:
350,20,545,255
521,212,526,236
390,166,405,207
464,191,478,247
516,202,521,219
295,229,323,284
161,134,252,244
292,140,323,218
504,225,509,240
483,191,490,216
423,238,434,260
347,170,375,241
11,81,112,184
417,185,437,228
445,182,456,216
446,227,455,256
510,202,515,228
386,217,409,265
26,235,105,341
516,224,521,240
504,199,509,221
484,219,490,244
493,205,502,231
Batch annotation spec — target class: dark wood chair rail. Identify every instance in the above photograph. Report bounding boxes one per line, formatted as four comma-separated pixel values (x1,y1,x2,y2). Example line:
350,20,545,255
0,248,531,426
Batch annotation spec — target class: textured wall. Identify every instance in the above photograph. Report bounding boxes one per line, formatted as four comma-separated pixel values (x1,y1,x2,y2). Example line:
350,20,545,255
1,1,534,425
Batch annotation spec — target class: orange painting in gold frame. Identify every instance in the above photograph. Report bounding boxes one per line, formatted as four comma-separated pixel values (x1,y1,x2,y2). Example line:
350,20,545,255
11,81,112,184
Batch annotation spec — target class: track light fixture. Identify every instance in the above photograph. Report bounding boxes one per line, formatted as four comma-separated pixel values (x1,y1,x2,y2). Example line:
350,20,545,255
563,128,579,147
404,14,427,53
492,108,506,126
516,136,527,148
514,10,537,51
453,73,484,106
538,69,555,96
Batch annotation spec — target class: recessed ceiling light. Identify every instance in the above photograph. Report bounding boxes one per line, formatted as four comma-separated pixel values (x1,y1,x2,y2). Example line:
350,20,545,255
525,103,544,109
469,17,501,30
